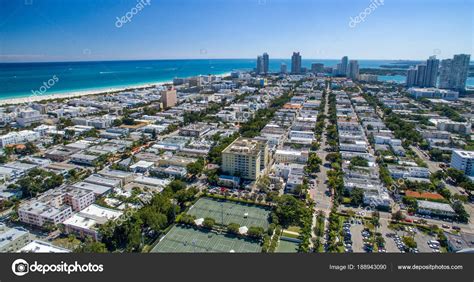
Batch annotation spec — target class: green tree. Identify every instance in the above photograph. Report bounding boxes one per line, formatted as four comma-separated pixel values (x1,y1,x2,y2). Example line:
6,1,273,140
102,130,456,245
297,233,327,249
166,180,187,193
350,156,369,167
391,210,405,222
350,188,364,206
452,201,469,223
186,158,205,176
402,236,417,249
227,223,240,235
247,226,264,239
75,239,108,253
202,217,216,229
273,195,311,228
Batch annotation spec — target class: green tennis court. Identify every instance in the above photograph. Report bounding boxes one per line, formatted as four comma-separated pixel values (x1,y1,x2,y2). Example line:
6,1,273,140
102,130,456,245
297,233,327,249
275,239,300,253
151,225,262,253
187,198,271,229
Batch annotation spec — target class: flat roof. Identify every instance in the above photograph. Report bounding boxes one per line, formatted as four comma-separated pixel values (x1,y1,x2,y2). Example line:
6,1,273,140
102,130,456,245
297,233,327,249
133,175,170,188
73,182,112,195
64,204,122,228
417,200,455,213
85,174,122,187
275,149,303,156
18,240,71,253
453,150,474,158
0,228,29,249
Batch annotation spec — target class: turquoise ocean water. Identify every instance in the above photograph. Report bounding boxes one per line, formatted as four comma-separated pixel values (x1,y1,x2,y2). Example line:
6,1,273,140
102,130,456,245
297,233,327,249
1,59,473,100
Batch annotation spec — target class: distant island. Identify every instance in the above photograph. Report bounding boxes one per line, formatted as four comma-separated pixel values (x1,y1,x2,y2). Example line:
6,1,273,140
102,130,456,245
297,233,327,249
360,68,407,76
379,64,413,69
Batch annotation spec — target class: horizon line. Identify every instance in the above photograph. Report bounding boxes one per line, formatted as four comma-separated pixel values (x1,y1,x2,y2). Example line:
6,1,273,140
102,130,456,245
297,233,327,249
2,56,473,64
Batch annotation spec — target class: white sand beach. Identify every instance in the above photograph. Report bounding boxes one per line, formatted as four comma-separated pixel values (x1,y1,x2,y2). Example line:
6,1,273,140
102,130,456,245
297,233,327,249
0,82,168,106
0,72,232,106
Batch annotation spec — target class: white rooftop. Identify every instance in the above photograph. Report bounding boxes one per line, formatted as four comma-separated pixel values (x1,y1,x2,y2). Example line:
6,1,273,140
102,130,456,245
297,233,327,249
18,240,71,253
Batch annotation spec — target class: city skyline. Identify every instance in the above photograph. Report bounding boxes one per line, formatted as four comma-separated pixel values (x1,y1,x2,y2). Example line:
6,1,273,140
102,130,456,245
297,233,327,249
1,0,473,62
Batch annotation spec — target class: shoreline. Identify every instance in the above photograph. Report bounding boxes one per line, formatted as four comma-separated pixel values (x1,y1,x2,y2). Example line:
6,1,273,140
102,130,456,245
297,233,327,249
0,72,232,106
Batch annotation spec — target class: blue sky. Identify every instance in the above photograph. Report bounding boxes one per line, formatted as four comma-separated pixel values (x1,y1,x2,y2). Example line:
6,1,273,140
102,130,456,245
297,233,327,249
0,0,472,62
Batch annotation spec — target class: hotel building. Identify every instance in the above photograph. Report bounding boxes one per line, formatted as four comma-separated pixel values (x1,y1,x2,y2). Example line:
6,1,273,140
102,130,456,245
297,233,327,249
221,137,269,180
160,88,177,108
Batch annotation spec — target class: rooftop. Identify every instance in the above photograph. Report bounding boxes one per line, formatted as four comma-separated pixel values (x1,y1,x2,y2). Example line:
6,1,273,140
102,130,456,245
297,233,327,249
223,137,264,155
18,240,71,253
417,200,455,213
453,150,474,158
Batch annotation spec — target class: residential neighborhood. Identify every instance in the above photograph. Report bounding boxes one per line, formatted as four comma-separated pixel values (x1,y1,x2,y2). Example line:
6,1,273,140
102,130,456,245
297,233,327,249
0,55,473,256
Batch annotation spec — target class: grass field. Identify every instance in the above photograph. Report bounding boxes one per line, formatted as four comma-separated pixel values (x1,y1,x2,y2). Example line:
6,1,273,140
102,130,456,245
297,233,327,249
187,197,271,229
275,239,299,253
151,225,262,253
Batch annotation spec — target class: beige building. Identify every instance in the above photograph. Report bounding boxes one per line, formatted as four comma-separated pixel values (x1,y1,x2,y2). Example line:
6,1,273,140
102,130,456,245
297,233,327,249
221,137,269,180
160,89,177,108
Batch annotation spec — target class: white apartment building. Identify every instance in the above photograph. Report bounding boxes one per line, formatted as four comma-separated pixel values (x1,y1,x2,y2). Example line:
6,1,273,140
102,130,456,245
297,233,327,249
0,224,31,252
61,186,95,212
450,150,474,176
19,240,71,253
429,119,471,135
18,201,73,227
408,87,459,101
417,200,456,218
0,130,40,148
16,109,44,127
388,165,431,179
17,186,95,227
339,140,368,153
63,204,123,240
289,130,314,144
274,149,309,164
374,135,402,146
359,74,378,82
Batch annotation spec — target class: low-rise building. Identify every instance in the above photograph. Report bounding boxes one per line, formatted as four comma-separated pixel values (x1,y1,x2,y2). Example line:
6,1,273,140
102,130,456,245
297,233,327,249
408,87,459,100
274,149,309,164
84,174,122,188
445,232,474,253
179,123,212,137
388,165,430,179
417,200,456,218
45,146,81,162
429,118,471,135
0,224,31,252
63,204,123,240
60,186,95,212
18,200,73,227
18,240,71,253
70,153,101,166
0,130,40,148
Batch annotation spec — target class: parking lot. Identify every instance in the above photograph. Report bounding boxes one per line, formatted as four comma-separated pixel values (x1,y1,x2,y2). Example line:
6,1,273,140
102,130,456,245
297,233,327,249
414,231,441,253
381,223,442,253
349,222,365,253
